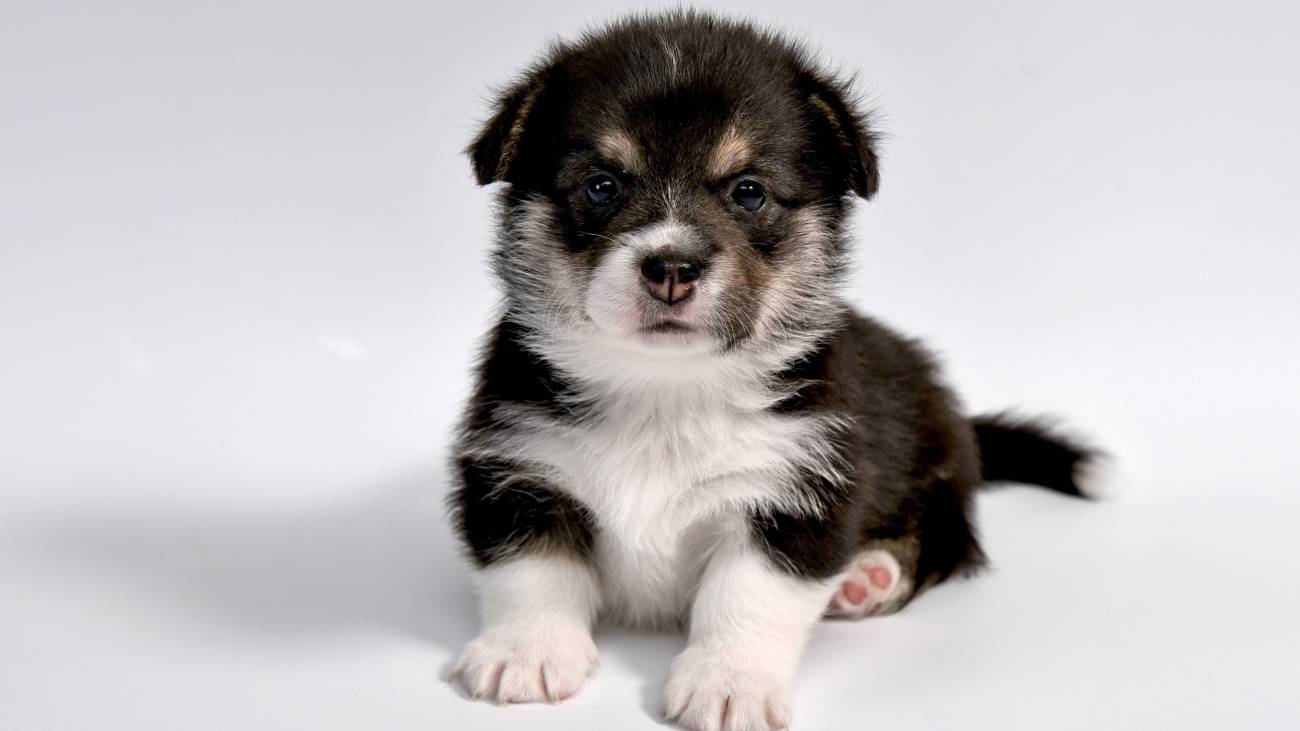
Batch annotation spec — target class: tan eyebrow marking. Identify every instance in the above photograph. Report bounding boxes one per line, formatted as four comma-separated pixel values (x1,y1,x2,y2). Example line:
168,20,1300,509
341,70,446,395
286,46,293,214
708,126,752,180
596,130,644,174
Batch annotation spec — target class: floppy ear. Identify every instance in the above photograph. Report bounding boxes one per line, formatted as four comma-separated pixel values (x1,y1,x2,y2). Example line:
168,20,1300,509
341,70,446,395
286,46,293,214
803,76,881,199
467,72,549,186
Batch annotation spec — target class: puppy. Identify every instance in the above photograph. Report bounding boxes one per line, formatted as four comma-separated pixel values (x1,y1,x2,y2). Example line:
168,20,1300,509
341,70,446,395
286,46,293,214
448,11,1109,731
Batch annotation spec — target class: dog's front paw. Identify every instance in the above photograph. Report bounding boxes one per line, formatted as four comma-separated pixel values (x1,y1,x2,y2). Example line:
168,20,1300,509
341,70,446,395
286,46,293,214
451,623,597,704
663,646,792,731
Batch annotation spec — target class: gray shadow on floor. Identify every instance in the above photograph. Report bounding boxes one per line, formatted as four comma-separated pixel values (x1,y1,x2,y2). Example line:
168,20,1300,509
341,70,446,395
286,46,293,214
592,626,682,726
25,465,477,656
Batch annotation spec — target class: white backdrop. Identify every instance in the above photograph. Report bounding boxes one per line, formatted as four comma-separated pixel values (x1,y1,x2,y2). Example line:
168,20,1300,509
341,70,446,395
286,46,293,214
3,1,1298,729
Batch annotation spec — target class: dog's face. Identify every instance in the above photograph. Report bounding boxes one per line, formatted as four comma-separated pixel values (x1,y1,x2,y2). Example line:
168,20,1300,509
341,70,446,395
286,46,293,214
470,15,879,358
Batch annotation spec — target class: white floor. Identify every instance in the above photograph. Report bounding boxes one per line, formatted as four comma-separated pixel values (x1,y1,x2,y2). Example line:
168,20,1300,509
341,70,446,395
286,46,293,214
3,1,1299,729
5,474,1298,730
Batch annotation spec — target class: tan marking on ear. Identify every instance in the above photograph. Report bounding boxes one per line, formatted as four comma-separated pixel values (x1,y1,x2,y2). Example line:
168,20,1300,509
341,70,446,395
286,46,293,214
709,126,751,180
809,92,859,163
495,83,545,181
808,94,844,139
596,130,643,174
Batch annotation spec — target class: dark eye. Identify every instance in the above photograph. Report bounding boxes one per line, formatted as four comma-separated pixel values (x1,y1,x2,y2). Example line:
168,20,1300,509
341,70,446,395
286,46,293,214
585,174,619,206
731,180,766,211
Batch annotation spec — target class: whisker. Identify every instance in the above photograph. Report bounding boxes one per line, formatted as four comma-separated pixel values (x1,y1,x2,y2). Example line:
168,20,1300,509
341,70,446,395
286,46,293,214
573,229,622,246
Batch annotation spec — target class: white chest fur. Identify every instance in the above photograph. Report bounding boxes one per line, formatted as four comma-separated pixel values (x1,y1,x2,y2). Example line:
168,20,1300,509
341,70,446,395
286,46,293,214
489,379,842,627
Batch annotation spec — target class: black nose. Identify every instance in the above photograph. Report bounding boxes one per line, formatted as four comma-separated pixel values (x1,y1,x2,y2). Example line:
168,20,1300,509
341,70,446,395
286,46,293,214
640,255,703,305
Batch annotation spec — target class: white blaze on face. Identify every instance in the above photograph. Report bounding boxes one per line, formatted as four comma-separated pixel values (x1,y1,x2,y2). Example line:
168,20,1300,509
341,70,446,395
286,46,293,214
583,219,718,348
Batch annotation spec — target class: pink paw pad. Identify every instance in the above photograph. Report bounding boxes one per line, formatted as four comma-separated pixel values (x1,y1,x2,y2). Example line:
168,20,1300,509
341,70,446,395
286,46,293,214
867,565,893,589
842,579,867,604
826,549,909,620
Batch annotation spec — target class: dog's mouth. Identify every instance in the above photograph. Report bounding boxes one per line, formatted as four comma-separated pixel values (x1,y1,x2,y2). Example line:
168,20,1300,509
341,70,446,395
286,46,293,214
640,320,696,335
630,318,715,354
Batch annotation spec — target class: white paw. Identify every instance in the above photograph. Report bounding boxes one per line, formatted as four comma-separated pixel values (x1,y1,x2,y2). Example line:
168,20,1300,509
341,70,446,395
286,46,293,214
450,623,597,704
825,548,912,620
664,647,791,731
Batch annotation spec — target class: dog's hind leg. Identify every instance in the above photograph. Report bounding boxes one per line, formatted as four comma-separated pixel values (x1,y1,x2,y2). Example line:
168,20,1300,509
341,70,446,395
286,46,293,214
824,538,919,620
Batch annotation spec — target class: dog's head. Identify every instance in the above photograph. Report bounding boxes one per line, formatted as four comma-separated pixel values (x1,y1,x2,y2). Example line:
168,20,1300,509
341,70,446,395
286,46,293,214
469,13,879,364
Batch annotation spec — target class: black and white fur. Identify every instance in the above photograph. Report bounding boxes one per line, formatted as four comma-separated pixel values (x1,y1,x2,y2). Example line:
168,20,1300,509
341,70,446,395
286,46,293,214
447,12,1111,730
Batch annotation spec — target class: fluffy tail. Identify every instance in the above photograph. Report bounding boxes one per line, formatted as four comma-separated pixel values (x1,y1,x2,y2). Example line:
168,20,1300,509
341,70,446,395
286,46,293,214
972,413,1113,499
